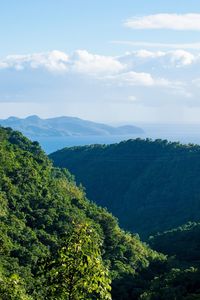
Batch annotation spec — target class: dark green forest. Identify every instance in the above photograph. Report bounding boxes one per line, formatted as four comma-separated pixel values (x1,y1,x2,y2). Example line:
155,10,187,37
1,128,200,299
50,139,200,238
150,222,200,264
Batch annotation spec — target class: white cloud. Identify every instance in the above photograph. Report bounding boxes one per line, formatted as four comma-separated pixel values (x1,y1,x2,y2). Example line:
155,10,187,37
106,71,170,87
2,48,200,120
71,50,124,75
124,14,200,30
0,51,69,73
0,49,198,77
30,51,69,72
0,50,124,76
165,50,195,66
119,50,196,68
0,49,197,100
134,50,164,59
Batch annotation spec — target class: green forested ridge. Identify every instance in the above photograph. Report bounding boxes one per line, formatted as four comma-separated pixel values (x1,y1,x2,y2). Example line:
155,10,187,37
0,127,169,299
146,222,200,299
50,138,200,238
2,127,200,299
150,222,200,264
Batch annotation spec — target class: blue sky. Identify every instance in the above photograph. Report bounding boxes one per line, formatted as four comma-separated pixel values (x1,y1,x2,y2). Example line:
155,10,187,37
1,1,200,123
1,0,200,56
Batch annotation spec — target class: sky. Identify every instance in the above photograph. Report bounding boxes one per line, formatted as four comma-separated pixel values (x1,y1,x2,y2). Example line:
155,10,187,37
1,0,200,123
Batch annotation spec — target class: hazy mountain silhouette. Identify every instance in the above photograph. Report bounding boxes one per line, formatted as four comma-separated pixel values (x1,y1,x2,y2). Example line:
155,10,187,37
0,115,144,137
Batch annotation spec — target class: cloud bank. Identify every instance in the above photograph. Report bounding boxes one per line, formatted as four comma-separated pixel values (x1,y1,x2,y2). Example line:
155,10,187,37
1,49,200,115
0,49,198,84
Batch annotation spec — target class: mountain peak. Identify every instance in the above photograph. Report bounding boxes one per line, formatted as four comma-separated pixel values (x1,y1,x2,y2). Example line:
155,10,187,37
25,115,41,121
7,116,20,121
0,116,144,138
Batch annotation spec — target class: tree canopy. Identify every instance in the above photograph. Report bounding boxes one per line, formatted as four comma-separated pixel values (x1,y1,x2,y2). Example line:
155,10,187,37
0,127,166,299
2,127,200,299
50,138,200,238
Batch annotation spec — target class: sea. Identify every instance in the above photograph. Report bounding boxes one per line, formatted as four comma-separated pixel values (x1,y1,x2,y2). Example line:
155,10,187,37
30,124,200,154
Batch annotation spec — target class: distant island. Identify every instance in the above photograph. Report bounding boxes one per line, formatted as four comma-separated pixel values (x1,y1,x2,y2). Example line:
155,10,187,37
0,115,144,138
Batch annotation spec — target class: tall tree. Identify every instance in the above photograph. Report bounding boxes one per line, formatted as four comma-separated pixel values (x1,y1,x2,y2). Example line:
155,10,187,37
46,222,111,300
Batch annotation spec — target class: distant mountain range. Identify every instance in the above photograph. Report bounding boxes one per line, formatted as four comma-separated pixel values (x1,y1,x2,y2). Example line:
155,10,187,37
0,115,144,137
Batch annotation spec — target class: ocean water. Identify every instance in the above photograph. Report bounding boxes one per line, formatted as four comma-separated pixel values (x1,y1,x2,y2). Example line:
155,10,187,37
34,135,140,154
29,124,200,154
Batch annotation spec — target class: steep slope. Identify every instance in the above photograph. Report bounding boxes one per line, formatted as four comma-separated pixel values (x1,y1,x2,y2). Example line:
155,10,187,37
150,222,200,264
0,127,165,299
50,139,200,238
143,222,200,300
0,115,144,137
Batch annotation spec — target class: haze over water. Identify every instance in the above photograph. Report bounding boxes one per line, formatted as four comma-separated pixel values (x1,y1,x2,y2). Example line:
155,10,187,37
36,124,200,153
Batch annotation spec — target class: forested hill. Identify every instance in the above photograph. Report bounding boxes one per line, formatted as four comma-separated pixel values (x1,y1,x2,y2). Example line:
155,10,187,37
0,115,144,137
150,222,200,264
2,128,200,299
50,138,200,238
0,127,168,299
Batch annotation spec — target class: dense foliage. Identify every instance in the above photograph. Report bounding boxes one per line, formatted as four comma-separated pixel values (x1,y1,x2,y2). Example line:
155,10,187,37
50,139,200,238
0,127,169,299
145,222,200,299
150,222,200,264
